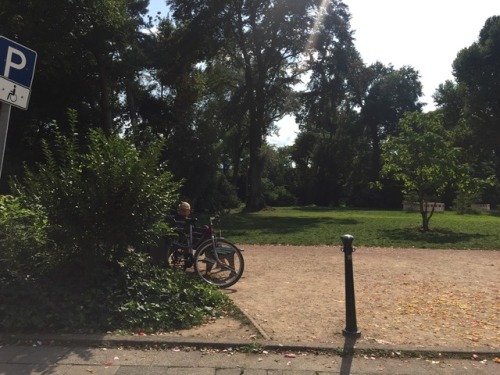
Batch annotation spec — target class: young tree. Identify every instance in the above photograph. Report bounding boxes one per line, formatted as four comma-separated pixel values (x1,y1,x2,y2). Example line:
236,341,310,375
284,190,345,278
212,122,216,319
381,112,464,231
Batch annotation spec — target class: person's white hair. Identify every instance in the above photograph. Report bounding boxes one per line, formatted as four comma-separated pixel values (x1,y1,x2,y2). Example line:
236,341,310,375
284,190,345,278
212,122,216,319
178,201,191,211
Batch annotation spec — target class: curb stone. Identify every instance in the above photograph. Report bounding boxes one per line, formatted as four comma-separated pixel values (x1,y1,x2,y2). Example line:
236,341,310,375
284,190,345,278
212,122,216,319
1,333,498,360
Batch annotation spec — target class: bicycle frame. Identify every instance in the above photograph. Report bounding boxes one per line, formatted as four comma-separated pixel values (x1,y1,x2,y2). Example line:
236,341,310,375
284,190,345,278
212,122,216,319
193,216,225,262
170,216,224,265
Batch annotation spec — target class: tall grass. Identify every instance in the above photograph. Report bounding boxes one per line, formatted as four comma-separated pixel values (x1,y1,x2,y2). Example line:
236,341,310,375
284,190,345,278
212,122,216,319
214,207,500,250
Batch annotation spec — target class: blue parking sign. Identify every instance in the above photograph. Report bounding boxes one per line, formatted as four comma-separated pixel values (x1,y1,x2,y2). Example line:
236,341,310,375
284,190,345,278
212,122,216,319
0,36,37,178
0,36,37,88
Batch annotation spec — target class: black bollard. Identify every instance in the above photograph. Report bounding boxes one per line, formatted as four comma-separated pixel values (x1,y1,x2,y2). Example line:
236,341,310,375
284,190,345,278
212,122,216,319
341,234,361,337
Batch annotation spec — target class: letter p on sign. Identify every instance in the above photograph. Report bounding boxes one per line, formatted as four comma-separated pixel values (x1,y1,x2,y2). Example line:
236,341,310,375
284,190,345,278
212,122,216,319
4,46,27,78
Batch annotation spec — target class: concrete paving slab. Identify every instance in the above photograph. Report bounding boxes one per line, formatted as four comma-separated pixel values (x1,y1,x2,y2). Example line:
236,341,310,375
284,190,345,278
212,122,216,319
63,363,119,375
4,345,71,365
0,345,26,362
0,363,71,375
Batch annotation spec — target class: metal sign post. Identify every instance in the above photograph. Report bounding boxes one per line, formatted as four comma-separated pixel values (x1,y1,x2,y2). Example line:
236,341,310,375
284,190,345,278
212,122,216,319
0,36,37,179
0,102,11,178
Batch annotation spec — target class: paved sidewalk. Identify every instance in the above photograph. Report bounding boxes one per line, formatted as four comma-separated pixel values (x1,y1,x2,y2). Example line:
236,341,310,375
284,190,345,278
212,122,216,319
1,334,498,374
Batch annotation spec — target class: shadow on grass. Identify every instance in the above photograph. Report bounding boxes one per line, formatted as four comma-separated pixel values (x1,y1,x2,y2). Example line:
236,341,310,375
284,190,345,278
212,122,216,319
223,215,359,236
290,206,340,212
380,226,486,245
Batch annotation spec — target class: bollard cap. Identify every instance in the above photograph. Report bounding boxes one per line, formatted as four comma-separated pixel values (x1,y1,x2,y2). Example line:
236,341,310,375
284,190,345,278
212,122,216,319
341,234,354,250
341,234,354,241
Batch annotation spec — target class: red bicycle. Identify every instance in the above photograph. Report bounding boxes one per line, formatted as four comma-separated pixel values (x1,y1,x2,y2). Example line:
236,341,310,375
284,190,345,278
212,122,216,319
166,215,244,288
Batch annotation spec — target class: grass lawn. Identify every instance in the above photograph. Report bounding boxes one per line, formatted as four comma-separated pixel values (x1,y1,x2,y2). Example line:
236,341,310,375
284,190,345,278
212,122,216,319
212,206,500,250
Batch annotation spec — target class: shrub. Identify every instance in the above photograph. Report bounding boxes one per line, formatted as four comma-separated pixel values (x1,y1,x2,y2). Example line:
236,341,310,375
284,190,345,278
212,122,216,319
10,111,180,277
263,178,297,206
115,251,232,332
0,251,232,333
0,195,56,278
1,112,232,333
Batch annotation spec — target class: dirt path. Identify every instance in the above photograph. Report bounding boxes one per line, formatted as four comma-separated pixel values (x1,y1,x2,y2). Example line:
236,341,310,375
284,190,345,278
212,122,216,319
171,245,499,350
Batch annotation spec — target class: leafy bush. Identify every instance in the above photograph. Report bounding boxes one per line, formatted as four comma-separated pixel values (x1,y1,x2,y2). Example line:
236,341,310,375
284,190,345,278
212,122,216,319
0,195,56,278
10,111,180,276
0,112,233,333
262,178,297,206
0,251,232,333
115,251,231,332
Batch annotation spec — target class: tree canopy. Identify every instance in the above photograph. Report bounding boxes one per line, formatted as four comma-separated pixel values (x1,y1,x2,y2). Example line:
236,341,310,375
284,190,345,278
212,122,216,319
0,1,498,210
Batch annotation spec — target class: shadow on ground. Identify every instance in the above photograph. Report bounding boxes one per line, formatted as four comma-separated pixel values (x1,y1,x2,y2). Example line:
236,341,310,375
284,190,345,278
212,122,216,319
380,227,486,245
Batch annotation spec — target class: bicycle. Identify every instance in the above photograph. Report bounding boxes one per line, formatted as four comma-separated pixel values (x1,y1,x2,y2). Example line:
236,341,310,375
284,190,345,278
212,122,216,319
166,215,244,288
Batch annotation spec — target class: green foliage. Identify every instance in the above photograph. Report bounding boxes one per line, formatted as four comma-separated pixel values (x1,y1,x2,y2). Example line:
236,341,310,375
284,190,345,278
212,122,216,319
0,195,45,256
0,251,232,333
116,251,231,331
209,172,241,211
0,195,56,278
439,16,500,206
453,15,500,153
381,112,468,230
11,111,180,267
382,112,458,197
2,1,498,212
0,116,234,333
361,64,424,138
454,191,483,215
262,178,297,206
261,145,297,206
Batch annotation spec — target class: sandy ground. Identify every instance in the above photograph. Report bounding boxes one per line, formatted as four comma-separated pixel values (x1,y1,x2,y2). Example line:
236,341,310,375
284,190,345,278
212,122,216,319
169,245,499,350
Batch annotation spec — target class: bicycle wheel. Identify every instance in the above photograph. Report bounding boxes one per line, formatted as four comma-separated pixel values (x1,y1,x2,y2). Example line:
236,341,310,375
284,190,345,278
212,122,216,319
194,238,244,288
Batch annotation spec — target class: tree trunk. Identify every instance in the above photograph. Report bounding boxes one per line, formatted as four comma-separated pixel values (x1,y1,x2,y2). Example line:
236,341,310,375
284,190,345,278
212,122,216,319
420,210,430,232
94,51,113,134
245,111,265,211
241,36,266,212
419,200,435,232
369,119,381,181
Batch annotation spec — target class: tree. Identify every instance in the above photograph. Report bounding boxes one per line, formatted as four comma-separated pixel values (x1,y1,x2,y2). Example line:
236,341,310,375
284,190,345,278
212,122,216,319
261,145,297,206
433,80,466,130
381,112,464,231
360,63,424,181
453,16,500,152
0,0,150,191
432,17,500,207
450,16,500,205
167,0,322,211
293,0,367,206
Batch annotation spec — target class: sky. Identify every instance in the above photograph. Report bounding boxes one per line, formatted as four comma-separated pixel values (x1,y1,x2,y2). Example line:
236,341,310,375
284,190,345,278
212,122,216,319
147,0,500,146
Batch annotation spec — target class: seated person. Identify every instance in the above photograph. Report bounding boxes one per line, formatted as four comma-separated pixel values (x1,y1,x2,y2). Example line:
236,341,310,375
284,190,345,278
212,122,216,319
173,201,192,226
